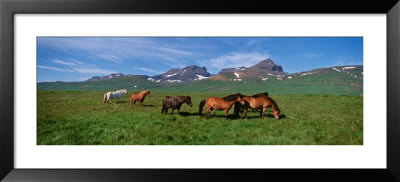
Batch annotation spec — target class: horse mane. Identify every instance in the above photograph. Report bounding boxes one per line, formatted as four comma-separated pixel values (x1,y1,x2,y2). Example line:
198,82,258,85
251,92,268,98
222,93,244,101
267,97,280,111
139,90,148,95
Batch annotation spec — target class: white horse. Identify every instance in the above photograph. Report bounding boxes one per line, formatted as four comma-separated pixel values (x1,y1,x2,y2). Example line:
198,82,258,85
103,89,128,104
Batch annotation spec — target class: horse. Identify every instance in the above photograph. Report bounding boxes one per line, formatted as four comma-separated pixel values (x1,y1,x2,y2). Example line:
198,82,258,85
199,93,244,118
241,96,280,119
249,92,269,111
199,94,245,119
103,89,128,104
161,96,193,114
130,90,151,107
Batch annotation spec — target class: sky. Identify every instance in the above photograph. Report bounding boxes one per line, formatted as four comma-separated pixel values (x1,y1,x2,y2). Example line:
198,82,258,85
37,37,363,82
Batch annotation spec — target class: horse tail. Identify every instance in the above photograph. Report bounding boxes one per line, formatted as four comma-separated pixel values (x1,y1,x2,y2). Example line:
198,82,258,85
103,94,107,103
199,100,206,115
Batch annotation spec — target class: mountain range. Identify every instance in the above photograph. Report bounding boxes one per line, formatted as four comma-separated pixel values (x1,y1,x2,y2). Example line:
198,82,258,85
37,59,363,96
83,59,286,83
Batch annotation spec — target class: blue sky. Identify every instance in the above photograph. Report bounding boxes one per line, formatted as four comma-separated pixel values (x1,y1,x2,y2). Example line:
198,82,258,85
37,37,363,82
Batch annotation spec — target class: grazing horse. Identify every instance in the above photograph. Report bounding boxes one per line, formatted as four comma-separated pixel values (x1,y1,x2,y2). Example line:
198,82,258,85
161,96,193,114
130,90,151,107
249,92,269,111
199,94,245,119
103,89,128,104
241,96,280,119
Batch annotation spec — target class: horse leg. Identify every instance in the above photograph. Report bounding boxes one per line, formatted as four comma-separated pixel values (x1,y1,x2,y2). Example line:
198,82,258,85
161,105,165,113
261,108,266,118
208,107,214,118
224,109,229,119
166,108,169,113
171,108,175,115
243,108,248,119
205,107,211,119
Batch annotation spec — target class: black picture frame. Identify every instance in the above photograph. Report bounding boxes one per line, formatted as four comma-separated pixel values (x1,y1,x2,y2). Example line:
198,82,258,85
1,0,399,181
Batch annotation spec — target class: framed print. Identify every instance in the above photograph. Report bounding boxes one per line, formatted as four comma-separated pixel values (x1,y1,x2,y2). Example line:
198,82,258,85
1,0,400,181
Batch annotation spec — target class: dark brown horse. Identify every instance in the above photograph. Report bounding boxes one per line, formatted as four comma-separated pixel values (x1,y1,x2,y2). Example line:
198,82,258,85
199,94,245,119
130,90,151,108
162,96,193,114
241,96,280,119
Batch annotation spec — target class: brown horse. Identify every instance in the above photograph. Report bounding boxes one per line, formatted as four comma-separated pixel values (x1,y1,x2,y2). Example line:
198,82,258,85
162,96,193,114
241,96,280,119
130,90,151,108
199,94,245,119
199,93,244,118
222,92,268,117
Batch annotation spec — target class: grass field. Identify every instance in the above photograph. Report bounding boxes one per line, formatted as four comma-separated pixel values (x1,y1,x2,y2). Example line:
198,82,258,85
37,90,363,145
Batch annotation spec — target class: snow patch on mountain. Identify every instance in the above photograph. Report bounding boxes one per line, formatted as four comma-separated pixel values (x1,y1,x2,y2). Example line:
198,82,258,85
165,80,182,83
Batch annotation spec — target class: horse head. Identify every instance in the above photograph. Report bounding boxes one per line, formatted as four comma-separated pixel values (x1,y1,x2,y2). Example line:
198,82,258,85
146,90,151,97
273,109,280,119
236,95,245,105
186,96,193,107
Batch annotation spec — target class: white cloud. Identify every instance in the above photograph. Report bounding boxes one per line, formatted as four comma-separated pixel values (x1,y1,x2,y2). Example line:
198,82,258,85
134,67,162,74
52,59,77,66
303,53,321,58
73,68,116,75
38,37,194,64
198,52,270,73
155,47,192,56
96,54,123,64
37,65,73,72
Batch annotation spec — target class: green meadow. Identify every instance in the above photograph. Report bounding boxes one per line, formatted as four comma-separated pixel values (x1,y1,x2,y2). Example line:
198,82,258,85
37,90,363,145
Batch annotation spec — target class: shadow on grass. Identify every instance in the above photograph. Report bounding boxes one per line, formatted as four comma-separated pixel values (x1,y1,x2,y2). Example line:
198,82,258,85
178,111,200,116
130,104,155,107
141,104,155,107
241,114,286,119
199,114,243,120
104,101,127,104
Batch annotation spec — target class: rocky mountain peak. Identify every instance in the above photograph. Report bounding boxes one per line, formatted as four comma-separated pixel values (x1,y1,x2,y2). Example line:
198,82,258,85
249,59,283,72
218,58,284,75
150,65,211,83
